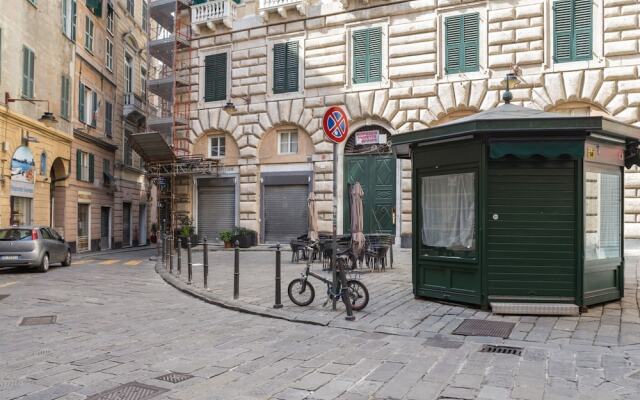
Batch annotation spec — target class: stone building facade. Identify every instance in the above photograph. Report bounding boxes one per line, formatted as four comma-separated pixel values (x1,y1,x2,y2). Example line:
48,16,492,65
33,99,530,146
0,0,74,232
185,0,640,244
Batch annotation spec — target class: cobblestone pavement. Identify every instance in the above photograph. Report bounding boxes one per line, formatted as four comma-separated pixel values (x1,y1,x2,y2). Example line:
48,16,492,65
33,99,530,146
161,245,640,347
2,250,640,399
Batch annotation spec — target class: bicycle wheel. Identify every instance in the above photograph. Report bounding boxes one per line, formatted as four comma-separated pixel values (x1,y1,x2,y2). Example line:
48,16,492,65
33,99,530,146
287,279,315,306
346,279,369,311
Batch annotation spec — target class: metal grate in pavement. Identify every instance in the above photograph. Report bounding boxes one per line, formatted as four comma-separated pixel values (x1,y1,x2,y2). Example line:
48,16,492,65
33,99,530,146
452,319,515,338
0,294,8,301
86,382,168,400
155,372,194,384
19,315,57,326
480,344,523,356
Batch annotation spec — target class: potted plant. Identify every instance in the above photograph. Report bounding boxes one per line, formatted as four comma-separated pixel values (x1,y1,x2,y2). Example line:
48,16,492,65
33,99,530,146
219,230,233,248
232,226,257,248
177,216,198,248
150,223,158,244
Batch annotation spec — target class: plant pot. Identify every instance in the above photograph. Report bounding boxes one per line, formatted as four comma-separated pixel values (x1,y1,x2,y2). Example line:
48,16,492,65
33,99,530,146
179,234,199,249
150,234,157,244
233,234,252,248
224,241,233,248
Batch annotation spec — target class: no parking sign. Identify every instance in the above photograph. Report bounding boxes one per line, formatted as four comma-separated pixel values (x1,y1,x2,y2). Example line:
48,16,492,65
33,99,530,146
322,106,349,144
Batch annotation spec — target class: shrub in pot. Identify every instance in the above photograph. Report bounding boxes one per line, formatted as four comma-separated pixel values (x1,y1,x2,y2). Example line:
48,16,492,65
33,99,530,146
232,226,257,248
219,230,233,248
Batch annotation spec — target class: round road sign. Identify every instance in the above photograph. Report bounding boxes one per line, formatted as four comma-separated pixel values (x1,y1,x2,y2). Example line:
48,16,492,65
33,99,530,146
322,106,349,144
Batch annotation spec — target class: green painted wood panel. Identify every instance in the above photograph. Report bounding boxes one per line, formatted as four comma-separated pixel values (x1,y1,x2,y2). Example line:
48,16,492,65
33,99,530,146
344,155,395,234
487,159,577,300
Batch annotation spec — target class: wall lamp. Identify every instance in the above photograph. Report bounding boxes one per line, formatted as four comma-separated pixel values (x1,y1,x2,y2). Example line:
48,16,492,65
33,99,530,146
222,96,251,115
5,92,58,127
502,73,520,104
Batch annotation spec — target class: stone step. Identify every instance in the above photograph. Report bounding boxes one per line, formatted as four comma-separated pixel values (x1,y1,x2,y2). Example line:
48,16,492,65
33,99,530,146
491,302,579,316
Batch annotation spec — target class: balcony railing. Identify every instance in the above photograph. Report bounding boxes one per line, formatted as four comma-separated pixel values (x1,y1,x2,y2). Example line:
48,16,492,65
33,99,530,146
191,0,235,32
123,92,146,122
258,0,306,20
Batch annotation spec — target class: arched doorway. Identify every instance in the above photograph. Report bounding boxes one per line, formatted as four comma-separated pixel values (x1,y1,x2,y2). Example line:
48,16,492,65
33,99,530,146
49,157,68,236
343,125,396,235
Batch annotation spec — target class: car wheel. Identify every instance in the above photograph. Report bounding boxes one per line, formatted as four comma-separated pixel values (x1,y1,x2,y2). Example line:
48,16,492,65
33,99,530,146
61,251,71,266
37,254,50,273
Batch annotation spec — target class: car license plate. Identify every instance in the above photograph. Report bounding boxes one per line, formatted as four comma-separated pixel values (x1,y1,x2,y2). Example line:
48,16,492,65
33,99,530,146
1,256,19,260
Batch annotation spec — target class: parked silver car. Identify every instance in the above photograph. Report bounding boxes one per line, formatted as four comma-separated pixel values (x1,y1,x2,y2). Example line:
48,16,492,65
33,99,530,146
0,227,71,272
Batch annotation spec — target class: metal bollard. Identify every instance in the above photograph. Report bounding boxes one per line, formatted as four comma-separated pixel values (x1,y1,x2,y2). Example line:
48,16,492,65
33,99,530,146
203,237,209,290
187,237,193,285
170,236,176,273
177,237,182,276
161,233,166,263
274,243,282,309
233,241,239,299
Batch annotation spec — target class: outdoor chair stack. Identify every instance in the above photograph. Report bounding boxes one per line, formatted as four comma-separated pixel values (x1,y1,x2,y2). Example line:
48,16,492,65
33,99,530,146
365,234,393,271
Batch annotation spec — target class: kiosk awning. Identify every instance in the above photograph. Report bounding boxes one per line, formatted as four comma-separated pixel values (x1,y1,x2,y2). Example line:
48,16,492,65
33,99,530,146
490,141,585,159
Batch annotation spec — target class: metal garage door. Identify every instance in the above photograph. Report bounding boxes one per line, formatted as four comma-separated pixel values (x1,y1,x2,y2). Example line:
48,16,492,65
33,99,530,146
198,180,235,242
264,185,308,243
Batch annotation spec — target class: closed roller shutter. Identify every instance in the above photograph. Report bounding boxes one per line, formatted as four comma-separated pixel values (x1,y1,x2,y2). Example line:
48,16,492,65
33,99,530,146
198,182,235,242
264,185,308,243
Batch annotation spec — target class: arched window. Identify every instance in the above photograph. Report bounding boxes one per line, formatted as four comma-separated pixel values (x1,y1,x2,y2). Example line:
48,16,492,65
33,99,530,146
40,152,47,177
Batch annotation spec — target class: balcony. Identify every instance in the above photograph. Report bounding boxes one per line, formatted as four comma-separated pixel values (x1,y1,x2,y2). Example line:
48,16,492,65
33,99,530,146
123,93,146,124
191,0,235,34
258,0,307,21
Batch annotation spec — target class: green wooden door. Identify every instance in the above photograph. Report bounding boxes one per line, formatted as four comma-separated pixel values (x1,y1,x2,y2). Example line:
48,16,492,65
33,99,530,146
487,159,577,302
344,155,396,234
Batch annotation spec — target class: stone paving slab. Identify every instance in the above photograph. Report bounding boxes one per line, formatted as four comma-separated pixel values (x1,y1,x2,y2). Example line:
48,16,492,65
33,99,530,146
158,245,640,348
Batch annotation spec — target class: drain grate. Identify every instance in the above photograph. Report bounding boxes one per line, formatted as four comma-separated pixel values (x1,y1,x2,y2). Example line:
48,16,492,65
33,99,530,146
155,372,194,384
19,316,57,326
480,344,523,356
452,319,515,338
0,295,8,301
86,382,168,400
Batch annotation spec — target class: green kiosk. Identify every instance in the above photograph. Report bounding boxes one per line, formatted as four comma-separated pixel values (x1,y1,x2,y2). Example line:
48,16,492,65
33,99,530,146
391,98,640,314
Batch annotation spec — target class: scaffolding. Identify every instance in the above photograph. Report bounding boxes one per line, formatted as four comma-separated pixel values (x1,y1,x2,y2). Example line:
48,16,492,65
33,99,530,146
137,0,217,241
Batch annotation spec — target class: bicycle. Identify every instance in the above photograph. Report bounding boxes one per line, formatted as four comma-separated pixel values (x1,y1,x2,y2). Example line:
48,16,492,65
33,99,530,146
287,243,370,311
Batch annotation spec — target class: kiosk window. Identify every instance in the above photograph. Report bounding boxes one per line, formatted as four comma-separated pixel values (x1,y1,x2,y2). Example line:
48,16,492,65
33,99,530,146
585,167,621,260
421,172,476,258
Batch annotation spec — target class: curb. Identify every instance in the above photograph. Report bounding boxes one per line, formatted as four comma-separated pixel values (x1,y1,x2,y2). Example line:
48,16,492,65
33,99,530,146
76,245,155,259
154,261,330,327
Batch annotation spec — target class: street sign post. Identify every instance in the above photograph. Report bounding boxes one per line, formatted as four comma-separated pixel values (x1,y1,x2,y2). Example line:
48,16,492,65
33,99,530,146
322,106,354,321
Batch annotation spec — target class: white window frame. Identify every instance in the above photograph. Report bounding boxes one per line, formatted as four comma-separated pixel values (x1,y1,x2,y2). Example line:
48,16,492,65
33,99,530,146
83,85,94,125
278,131,298,155
198,46,231,108
124,52,133,93
127,0,135,16
142,0,148,32
106,39,113,71
62,0,74,39
436,6,488,82
107,5,114,34
345,18,390,92
85,16,94,52
208,136,226,159
543,0,605,72
266,34,305,100
79,151,90,182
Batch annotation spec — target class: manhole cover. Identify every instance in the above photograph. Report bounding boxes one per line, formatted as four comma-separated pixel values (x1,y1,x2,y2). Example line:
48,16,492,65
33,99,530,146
86,382,168,400
452,319,515,338
156,372,194,384
480,344,523,356
19,316,57,326
0,295,8,301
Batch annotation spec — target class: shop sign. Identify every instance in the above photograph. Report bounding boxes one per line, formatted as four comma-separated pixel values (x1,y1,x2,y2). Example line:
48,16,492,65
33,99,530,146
10,146,35,197
355,130,385,145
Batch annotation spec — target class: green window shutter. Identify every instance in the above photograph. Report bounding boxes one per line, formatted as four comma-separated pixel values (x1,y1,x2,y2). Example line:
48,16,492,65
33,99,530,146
62,0,68,34
352,29,368,84
573,0,593,61
204,53,227,102
91,91,98,127
462,14,479,72
273,43,287,93
368,27,382,82
286,41,299,92
86,0,102,17
88,153,94,183
22,47,30,97
445,16,462,74
78,83,85,123
71,0,77,40
553,0,573,63
76,150,82,180
105,101,112,137
61,76,70,119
